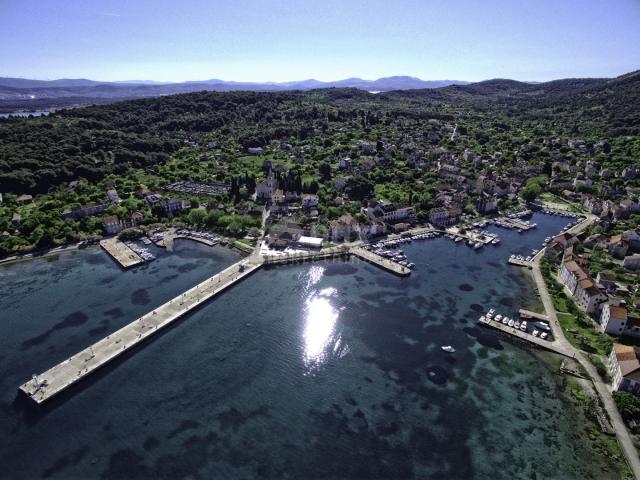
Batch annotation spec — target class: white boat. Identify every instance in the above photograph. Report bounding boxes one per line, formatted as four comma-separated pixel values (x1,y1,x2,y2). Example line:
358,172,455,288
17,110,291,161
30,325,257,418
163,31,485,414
532,330,539,337
502,317,508,325
535,321,551,332
520,321,527,331
495,314,502,321
514,320,520,328
540,332,548,340
508,319,514,327
441,345,455,353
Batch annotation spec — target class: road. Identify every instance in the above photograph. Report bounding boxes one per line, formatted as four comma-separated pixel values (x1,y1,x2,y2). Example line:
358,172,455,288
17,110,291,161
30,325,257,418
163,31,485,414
531,214,640,478
0,241,88,266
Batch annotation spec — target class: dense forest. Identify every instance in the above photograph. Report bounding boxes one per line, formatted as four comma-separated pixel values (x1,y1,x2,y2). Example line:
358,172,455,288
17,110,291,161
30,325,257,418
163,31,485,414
0,70,639,255
1,70,638,195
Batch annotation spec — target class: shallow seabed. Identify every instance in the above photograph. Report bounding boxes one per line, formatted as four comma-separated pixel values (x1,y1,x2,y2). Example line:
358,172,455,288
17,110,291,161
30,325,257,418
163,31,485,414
0,215,626,479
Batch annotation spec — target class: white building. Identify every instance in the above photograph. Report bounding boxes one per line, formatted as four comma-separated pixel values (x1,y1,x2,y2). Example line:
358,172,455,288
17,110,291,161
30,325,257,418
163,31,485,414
574,279,607,314
609,344,640,396
600,304,629,335
559,260,587,294
296,236,323,249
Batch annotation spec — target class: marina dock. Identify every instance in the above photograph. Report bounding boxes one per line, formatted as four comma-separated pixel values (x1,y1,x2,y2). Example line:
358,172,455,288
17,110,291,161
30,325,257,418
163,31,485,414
477,315,571,357
19,258,262,404
507,257,532,268
351,247,411,276
100,238,144,269
494,217,536,231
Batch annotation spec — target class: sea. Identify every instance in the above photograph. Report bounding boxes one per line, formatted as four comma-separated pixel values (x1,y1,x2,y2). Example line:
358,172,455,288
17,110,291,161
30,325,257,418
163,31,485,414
0,213,626,479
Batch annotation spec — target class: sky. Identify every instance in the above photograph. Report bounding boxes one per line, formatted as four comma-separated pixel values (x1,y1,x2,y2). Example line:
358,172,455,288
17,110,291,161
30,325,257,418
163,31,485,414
1,0,639,83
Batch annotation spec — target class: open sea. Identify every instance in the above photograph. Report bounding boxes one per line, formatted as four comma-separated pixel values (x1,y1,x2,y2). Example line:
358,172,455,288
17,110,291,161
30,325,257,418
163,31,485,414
0,214,626,479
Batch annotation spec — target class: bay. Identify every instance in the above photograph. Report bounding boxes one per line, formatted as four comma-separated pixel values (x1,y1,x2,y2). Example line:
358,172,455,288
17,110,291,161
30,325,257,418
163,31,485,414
0,214,624,479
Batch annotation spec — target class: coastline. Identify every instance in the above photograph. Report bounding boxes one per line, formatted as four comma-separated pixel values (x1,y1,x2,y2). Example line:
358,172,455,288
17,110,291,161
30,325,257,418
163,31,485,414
0,241,88,267
0,211,633,478
528,215,640,479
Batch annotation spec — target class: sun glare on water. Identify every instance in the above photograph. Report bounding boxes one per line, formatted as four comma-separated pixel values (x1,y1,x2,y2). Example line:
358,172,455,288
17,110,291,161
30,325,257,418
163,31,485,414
300,267,345,372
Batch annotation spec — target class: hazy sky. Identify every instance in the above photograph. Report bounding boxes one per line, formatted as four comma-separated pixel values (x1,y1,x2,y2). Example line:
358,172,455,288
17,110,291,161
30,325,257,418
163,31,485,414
1,0,639,82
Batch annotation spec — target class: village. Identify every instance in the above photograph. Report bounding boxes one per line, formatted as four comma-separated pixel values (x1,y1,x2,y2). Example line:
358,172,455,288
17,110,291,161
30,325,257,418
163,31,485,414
3,101,640,456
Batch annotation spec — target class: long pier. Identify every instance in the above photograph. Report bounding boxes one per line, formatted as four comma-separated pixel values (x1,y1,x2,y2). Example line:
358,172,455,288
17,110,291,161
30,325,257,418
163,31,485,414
19,243,411,404
19,258,262,404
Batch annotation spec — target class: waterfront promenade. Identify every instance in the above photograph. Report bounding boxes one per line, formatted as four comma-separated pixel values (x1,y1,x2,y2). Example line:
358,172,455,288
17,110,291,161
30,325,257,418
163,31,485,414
528,214,640,478
261,245,411,276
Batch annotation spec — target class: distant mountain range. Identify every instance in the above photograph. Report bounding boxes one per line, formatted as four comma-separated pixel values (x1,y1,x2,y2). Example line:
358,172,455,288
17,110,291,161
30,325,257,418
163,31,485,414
0,75,467,92
1,72,637,114
0,76,468,111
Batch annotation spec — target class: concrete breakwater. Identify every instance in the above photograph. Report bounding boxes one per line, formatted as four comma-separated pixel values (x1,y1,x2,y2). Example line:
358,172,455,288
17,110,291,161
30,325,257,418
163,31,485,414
19,245,410,404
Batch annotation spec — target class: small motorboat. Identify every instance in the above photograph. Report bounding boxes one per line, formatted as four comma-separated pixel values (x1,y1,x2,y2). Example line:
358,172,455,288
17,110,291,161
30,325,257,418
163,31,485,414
441,345,456,353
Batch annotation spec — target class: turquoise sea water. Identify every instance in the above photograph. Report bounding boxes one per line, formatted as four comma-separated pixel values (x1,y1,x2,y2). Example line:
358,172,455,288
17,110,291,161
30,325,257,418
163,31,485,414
0,215,624,479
